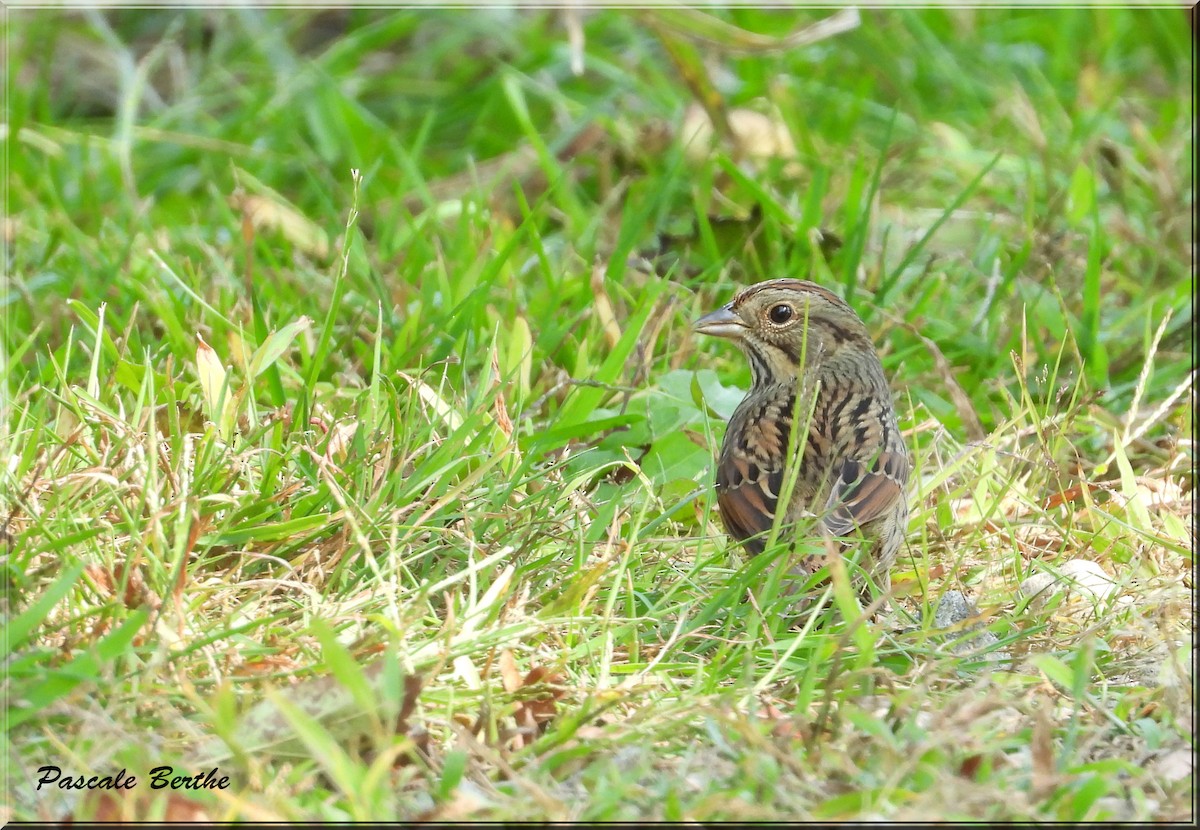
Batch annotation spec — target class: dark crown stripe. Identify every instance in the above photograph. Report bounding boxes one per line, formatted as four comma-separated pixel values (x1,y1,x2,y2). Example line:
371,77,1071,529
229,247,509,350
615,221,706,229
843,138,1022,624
730,279,854,316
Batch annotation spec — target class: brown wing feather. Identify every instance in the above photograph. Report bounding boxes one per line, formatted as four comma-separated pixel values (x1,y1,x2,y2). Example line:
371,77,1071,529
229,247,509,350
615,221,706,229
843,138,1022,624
823,450,909,538
715,393,794,555
716,454,784,554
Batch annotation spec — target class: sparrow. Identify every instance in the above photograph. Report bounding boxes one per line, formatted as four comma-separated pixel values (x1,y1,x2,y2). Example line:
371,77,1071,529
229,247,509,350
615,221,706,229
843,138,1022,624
693,279,911,595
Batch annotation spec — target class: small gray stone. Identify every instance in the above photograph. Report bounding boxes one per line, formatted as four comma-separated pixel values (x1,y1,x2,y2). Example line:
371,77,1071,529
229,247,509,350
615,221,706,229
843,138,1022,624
934,589,975,628
1019,559,1119,613
1018,572,1060,609
933,590,1006,660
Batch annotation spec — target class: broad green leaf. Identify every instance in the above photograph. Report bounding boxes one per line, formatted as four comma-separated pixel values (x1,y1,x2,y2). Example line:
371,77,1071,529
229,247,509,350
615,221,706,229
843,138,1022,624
196,336,236,441
248,316,312,378
639,431,710,486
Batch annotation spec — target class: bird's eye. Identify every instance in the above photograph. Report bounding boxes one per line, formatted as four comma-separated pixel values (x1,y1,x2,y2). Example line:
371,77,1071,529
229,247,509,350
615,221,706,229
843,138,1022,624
769,304,794,324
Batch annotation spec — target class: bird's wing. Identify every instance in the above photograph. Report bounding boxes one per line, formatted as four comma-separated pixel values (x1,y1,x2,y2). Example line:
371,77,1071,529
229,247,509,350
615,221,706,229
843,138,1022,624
715,396,796,555
716,452,785,554
823,450,909,538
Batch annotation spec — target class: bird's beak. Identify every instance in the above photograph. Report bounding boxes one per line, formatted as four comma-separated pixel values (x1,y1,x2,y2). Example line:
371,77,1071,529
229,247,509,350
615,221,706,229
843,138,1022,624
693,306,745,339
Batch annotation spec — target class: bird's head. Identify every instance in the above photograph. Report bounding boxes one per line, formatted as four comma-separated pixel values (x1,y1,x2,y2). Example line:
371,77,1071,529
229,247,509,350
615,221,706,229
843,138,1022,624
693,279,872,388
